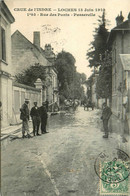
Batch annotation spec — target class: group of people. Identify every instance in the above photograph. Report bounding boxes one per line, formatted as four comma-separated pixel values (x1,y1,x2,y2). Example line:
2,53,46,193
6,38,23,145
20,99,48,138
20,98,112,139
64,99,79,111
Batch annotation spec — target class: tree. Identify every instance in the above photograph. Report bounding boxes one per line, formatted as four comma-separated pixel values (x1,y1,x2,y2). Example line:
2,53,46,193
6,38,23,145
15,64,46,87
55,51,86,103
55,51,76,87
86,11,109,68
55,51,76,101
86,11,112,102
96,52,112,100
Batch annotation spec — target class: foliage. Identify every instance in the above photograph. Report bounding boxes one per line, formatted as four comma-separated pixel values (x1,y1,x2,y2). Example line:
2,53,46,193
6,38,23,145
55,51,76,86
55,51,86,103
15,64,46,87
86,11,112,100
96,52,112,99
86,11,109,68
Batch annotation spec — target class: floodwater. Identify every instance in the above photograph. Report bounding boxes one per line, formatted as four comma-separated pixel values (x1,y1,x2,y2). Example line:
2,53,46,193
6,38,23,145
1,107,129,196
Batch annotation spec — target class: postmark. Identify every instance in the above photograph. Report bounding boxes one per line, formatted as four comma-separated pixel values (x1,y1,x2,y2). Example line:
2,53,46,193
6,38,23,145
94,149,130,195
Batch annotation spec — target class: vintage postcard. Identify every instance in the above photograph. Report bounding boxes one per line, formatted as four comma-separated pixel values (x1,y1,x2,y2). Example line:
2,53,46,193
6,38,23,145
0,0,130,195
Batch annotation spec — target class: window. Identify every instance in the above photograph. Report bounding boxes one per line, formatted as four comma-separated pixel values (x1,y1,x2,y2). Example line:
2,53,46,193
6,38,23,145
1,27,6,61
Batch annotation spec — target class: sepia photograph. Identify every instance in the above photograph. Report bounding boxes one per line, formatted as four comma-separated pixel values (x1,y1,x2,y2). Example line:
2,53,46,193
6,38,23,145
0,0,130,195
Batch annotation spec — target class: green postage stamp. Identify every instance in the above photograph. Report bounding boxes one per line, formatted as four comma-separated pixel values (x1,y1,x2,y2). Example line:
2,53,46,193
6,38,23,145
94,149,130,195
100,159,129,195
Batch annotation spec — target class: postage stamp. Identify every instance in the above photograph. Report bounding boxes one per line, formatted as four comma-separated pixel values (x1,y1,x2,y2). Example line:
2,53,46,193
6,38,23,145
100,160,129,195
94,149,130,195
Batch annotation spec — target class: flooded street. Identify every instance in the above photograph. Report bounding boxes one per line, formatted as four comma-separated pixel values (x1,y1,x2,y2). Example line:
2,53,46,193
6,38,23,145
1,107,126,196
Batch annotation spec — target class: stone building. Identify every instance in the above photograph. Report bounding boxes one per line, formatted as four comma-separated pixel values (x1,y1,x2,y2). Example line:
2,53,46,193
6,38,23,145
11,30,59,105
11,30,50,76
41,44,55,64
108,12,130,134
0,1,15,128
41,44,58,104
43,66,58,104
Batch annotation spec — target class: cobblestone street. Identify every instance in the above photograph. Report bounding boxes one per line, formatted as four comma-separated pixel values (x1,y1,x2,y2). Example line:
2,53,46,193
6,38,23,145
1,107,130,196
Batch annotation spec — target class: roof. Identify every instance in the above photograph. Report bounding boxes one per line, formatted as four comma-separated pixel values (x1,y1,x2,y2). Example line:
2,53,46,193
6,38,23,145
12,30,41,53
120,54,130,71
113,20,130,30
41,47,55,57
12,30,51,66
0,1,15,23
107,19,130,45
40,47,55,65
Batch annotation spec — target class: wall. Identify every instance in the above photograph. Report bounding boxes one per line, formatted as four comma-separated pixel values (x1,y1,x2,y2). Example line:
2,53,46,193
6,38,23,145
92,83,97,105
12,82,42,124
97,98,110,109
11,30,49,76
45,67,59,104
112,31,130,119
52,69,59,103
0,75,13,128
127,81,130,133
0,11,12,74
0,3,14,128
111,29,130,136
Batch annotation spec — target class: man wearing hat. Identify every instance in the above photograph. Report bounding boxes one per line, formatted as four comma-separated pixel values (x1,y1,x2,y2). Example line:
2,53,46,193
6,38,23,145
101,102,112,138
20,98,31,138
40,102,48,134
30,102,41,136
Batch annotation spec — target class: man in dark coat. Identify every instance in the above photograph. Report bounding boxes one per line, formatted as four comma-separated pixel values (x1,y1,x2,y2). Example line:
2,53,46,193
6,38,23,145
101,102,112,138
20,98,31,138
30,102,41,136
40,102,48,134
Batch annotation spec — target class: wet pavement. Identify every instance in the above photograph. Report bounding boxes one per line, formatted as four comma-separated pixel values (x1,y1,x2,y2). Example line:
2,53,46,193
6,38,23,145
1,107,130,196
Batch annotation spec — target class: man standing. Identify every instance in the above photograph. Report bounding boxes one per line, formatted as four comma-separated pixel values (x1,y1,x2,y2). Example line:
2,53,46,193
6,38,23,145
30,102,41,136
20,98,31,138
101,102,112,138
40,102,48,134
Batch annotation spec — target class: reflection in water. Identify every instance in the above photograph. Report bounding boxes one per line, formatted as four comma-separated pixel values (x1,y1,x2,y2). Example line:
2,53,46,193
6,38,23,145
48,108,100,131
49,113,75,129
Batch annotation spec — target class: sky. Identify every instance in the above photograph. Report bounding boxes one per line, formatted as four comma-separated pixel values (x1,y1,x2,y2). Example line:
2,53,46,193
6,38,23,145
5,0,130,78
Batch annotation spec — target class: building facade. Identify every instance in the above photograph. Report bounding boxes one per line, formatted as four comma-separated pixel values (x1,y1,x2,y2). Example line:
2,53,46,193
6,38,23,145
108,12,130,134
11,30,59,106
0,1,15,128
11,30,50,76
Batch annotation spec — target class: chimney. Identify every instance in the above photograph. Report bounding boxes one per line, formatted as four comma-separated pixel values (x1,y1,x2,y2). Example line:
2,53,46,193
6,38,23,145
33,31,40,49
116,11,124,26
